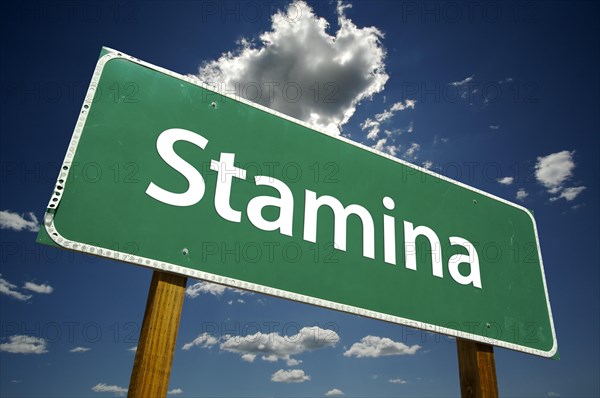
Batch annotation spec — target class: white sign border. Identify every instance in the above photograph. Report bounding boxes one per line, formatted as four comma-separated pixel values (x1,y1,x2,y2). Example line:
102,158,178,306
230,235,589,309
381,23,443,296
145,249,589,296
43,47,557,358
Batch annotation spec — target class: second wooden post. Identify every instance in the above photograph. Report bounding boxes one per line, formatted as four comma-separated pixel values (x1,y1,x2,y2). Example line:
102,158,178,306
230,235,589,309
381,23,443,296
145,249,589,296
456,338,499,398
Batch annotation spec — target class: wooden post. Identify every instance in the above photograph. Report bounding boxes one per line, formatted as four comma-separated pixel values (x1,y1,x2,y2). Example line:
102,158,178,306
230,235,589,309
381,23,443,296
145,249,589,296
456,338,499,398
128,271,187,398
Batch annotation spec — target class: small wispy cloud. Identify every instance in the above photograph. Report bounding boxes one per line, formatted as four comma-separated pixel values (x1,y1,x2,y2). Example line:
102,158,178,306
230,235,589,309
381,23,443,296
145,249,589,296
497,176,514,185
168,388,183,395
0,210,39,232
389,378,408,384
91,383,127,396
325,388,345,396
404,142,421,159
23,282,53,294
371,137,399,157
433,136,449,145
489,125,500,130
549,186,586,202
516,188,529,201
70,347,91,353
181,332,219,351
362,99,415,140
185,281,251,299
0,275,32,301
450,74,474,86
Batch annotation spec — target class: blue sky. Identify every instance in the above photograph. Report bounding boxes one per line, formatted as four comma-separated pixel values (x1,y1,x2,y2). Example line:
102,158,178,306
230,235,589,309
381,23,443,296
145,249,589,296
0,1,598,397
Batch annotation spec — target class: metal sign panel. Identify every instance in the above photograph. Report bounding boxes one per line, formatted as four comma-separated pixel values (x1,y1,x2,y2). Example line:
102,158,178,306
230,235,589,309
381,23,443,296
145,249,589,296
38,48,557,357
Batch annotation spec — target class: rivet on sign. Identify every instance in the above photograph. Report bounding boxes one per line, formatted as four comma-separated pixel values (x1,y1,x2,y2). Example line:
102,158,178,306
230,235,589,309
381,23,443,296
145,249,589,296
182,248,189,256
486,323,491,328
473,199,478,205
210,101,217,109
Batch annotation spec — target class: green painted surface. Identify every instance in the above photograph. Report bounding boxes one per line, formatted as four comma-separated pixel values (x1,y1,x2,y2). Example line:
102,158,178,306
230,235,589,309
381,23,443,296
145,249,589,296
38,52,555,355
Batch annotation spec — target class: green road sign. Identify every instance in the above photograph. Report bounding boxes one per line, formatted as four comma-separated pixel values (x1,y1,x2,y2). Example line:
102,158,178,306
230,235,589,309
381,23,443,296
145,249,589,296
38,47,557,357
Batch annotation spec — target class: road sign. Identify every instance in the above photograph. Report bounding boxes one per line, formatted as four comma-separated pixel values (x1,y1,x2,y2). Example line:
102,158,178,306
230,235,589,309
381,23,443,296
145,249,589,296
38,47,557,357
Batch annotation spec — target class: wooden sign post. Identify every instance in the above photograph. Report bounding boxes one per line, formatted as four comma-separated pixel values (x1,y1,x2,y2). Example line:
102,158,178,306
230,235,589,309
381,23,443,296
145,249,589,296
128,271,187,398
457,338,499,398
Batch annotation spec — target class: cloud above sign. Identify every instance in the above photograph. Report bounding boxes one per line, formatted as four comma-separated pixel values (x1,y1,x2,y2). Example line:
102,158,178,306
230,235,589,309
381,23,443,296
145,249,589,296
197,0,388,134
535,150,585,202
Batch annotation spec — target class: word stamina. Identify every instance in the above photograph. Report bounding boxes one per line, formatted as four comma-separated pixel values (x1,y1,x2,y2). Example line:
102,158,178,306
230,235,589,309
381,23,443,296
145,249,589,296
146,128,482,289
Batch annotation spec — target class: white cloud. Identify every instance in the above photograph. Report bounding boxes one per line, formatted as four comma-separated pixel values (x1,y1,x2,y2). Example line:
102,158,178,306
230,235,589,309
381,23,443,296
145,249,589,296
286,357,303,366
168,388,183,395
70,346,91,353
198,0,388,135
185,281,227,297
343,336,420,358
0,335,48,354
23,282,53,294
449,75,481,105
433,135,446,145
547,392,560,397
422,160,433,170
0,275,32,301
91,383,127,395
389,378,408,384
241,353,257,362
220,326,338,364
404,142,420,159
181,332,219,351
185,281,251,298
0,210,40,232
371,137,399,157
497,176,514,185
550,186,586,202
128,346,137,353
489,125,500,130
183,326,338,365
362,100,415,140
535,150,575,192
271,369,310,383
361,118,381,140
375,100,415,122
325,388,345,396
450,74,474,86
516,188,529,201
